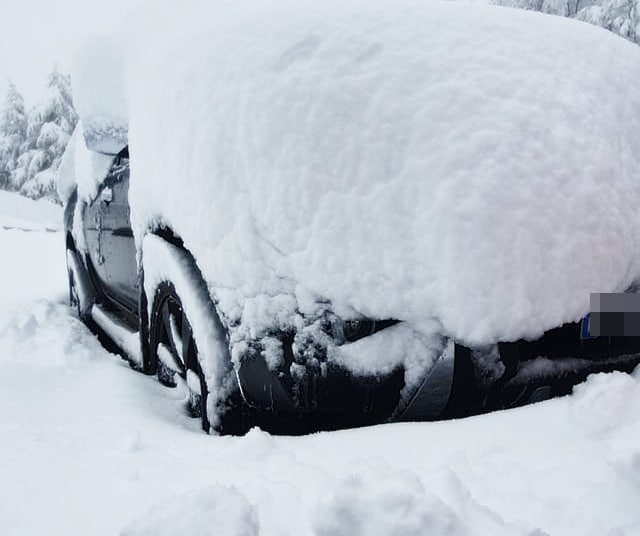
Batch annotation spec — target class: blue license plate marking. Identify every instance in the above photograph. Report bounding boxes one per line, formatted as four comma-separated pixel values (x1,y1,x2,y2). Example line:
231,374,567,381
580,313,595,339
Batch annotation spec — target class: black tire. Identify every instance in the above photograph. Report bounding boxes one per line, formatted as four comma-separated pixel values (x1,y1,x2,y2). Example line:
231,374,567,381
149,281,249,434
150,282,209,430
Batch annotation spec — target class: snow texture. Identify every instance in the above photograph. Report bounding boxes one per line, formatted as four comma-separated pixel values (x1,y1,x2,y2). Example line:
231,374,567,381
71,35,128,155
3,199,640,535
120,485,259,536
329,322,446,391
67,0,640,353
0,190,61,232
312,470,535,536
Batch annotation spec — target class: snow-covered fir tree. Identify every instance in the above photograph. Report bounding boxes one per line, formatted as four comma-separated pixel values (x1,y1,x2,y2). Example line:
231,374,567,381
493,0,640,44
11,68,78,202
575,0,638,42
0,82,27,190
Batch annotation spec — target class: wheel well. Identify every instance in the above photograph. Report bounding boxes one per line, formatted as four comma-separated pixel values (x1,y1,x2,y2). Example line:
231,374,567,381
152,226,185,250
139,227,193,375
145,226,209,308
141,231,248,433
143,227,213,332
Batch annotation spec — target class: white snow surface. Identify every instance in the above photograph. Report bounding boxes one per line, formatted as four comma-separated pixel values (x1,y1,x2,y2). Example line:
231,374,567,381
121,485,259,536
68,0,640,346
0,190,61,232
3,207,640,535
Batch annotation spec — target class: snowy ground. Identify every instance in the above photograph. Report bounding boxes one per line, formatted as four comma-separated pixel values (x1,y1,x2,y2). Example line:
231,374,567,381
1,192,640,536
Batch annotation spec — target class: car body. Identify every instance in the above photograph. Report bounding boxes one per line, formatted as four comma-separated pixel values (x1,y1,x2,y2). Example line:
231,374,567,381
61,0,640,433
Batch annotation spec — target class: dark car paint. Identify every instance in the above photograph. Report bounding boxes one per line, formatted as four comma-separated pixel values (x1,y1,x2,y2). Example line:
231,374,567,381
84,151,138,314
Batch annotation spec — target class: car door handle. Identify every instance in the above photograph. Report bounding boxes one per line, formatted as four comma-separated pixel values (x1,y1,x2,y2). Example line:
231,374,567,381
111,228,134,237
100,187,113,205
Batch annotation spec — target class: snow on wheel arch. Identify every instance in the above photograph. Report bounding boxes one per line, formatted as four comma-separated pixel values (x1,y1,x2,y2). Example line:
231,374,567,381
141,233,236,431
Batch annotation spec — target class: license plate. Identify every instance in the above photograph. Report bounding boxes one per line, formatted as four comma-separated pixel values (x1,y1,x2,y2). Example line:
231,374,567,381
580,314,595,339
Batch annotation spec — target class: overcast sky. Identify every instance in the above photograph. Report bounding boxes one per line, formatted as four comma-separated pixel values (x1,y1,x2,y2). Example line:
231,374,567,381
0,0,149,103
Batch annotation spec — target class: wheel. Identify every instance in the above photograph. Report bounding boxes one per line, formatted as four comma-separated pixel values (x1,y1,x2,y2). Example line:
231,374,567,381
149,281,249,434
150,282,211,430
143,233,251,434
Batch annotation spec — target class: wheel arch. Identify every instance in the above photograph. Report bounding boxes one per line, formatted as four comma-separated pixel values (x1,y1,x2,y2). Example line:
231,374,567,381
139,229,238,430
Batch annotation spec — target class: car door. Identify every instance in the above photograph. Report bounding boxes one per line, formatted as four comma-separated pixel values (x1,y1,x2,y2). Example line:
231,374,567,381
97,147,139,313
83,166,111,287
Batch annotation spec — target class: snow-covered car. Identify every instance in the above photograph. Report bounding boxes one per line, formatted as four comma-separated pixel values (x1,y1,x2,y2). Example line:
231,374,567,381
60,0,640,433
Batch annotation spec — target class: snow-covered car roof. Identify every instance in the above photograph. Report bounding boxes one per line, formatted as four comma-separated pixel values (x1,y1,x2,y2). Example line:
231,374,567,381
66,0,640,347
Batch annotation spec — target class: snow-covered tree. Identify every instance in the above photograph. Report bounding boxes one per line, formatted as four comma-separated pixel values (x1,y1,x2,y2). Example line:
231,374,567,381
575,0,639,42
13,68,78,202
493,0,640,44
0,82,27,190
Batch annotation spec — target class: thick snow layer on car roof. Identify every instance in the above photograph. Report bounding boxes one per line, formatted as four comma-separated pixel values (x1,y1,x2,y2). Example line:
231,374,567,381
75,0,640,346
72,36,128,155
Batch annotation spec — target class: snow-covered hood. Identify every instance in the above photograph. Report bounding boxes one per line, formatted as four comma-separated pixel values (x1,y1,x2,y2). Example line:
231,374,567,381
73,0,640,346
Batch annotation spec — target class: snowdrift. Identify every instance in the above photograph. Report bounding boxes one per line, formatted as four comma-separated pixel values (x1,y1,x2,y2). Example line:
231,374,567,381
70,0,640,347
0,190,61,232
4,219,640,535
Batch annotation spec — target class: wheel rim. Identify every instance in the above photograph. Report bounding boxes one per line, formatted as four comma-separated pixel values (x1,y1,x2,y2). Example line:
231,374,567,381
154,291,209,429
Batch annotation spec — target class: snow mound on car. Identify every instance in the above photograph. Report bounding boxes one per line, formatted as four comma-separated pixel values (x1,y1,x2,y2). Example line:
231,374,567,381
77,0,640,346
72,35,128,155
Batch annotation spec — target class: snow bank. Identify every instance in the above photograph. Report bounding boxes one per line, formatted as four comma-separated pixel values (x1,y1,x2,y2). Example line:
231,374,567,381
72,0,640,351
120,485,259,536
0,190,61,231
0,220,66,310
3,224,640,536
312,472,469,536
0,301,104,367
312,469,542,536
